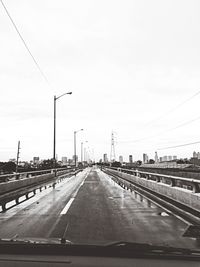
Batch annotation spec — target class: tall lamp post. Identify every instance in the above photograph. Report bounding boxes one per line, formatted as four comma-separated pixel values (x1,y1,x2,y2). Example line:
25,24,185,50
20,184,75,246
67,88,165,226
81,142,83,163
81,141,88,164
84,145,89,164
74,129,83,168
53,92,72,168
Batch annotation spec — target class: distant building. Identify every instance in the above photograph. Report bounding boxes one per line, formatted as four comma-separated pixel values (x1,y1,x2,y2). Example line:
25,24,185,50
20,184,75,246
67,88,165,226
119,155,123,164
9,158,16,163
159,155,177,162
62,157,68,165
129,155,133,163
33,157,39,165
193,151,198,158
191,157,200,166
163,156,168,161
103,154,108,163
68,159,73,165
155,152,159,163
73,155,78,163
198,152,200,159
143,153,148,163
19,161,29,167
168,156,172,161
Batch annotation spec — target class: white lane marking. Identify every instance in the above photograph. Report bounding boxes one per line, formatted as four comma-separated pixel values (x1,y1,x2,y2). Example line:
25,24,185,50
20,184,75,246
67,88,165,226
60,198,75,215
0,170,88,217
59,171,89,216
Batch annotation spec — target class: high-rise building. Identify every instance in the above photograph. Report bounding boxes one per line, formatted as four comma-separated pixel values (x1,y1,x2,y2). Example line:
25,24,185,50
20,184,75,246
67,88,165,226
198,152,200,159
129,155,133,163
103,153,108,163
119,155,123,164
143,153,148,163
168,156,172,161
193,151,198,158
155,152,159,163
162,155,168,162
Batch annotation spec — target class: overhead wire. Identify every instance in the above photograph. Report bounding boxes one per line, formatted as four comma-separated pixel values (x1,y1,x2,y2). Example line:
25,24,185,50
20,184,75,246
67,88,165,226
119,115,200,144
144,90,200,127
0,0,50,85
157,141,200,151
2,0,200,155
117,89,200,145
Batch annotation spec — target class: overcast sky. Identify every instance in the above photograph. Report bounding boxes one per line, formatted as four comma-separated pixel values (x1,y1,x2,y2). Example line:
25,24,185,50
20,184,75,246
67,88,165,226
1,0,200,162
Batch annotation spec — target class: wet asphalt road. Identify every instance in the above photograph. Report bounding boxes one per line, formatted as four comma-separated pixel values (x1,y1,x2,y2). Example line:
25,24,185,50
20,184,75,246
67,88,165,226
0,166,198,248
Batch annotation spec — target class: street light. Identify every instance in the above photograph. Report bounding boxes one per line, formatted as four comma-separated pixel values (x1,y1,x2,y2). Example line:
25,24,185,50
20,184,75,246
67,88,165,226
74,129,83,168
53,92,72,168
84,145,90,164
81,141,88,163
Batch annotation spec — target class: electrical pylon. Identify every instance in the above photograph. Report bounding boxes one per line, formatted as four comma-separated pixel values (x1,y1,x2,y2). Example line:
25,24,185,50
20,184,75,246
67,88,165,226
110,131,116,162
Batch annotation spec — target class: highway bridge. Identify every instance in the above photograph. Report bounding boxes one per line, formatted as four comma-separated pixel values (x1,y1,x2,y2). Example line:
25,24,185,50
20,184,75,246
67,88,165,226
0,166,200,249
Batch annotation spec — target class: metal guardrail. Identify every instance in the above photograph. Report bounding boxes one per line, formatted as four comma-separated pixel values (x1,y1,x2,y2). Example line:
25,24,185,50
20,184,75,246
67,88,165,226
103,167,200,224
0,168,83,211
0,167,73,182
107,167,200,193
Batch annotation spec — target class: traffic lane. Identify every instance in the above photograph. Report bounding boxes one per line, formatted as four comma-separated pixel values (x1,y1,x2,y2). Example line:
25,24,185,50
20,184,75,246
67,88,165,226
50,168,198,248
0,168,90,239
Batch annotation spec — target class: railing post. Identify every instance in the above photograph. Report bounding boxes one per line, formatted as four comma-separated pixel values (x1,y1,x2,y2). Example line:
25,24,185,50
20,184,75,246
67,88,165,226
170,178,176,187
2,203,6,212
192,182,200,193
156,176,160,182
146,174,150,180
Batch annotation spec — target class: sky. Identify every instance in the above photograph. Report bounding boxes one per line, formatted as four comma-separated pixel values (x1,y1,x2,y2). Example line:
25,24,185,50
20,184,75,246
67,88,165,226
1,0,200,162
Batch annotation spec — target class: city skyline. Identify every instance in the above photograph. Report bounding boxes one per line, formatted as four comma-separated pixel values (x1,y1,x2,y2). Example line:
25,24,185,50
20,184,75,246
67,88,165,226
1,1,200,161
0,144,199,163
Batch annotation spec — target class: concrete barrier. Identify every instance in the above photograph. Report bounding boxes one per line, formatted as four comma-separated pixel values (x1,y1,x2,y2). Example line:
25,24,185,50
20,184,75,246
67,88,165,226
0,169,71,195
138,167,200,180
106,168,200,212
0,173,55,195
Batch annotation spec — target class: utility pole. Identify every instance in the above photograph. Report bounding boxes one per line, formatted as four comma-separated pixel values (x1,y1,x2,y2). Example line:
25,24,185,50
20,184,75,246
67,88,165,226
16,141,20,173
53,95,56,168
74,131,76,168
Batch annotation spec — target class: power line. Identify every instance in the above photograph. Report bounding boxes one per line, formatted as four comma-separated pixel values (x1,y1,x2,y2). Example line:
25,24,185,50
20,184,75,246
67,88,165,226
119,115,200,144
0,0,50,85
145,90,200,127
157,141,200,151
167,116,200,132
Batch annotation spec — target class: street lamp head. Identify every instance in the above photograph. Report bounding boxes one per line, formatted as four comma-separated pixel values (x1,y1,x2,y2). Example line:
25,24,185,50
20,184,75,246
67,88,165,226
56,91,72,100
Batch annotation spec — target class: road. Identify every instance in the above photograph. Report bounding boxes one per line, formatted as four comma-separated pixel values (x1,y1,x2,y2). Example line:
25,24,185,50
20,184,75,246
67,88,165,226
0,166,198,248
